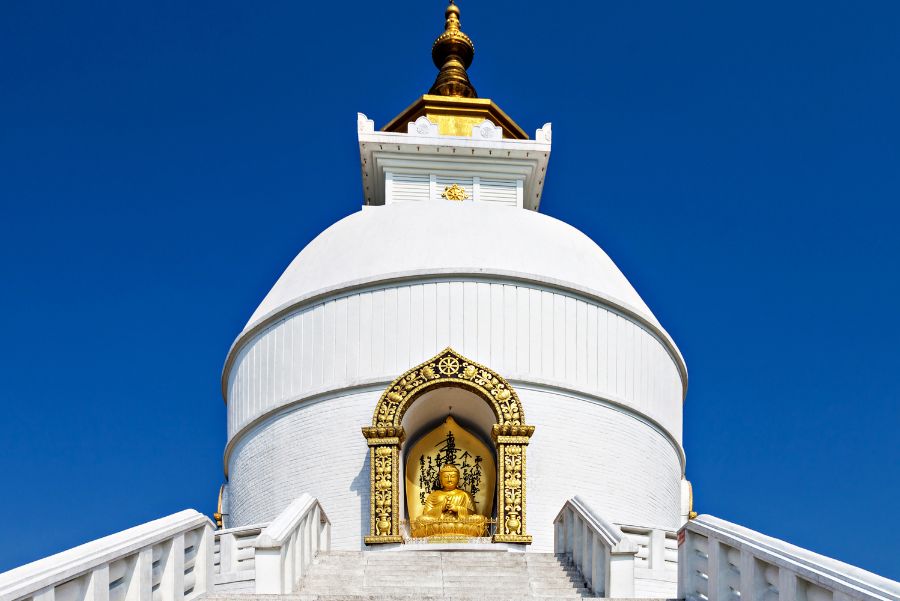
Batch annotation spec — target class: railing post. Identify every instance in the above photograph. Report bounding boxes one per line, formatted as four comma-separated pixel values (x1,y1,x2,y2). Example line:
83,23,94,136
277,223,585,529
126,547,153,601
312,505,321,557
282,532,294,593
590,535,601,596
159,534,185,601
193,525,214,596
707,538,724,601
320,518,331,552
219,532,236,574
739,548,758,601
650,528,665,570
85,565,110,601
677,529,690,601
255,547,282,594
572,515,582,567
608,550,635,598
777,566,798,601
553,519,561,554
581,521,590,585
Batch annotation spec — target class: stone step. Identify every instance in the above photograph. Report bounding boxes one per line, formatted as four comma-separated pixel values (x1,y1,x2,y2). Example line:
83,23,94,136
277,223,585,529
287,550,597,600
208,596,671,601
292,597,590,601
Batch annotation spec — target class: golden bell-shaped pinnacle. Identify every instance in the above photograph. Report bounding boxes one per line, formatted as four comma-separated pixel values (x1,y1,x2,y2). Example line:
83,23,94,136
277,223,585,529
429,1,477,98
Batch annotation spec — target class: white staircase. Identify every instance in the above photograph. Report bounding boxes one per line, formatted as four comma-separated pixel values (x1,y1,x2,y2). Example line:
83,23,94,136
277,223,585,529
207,550,614,601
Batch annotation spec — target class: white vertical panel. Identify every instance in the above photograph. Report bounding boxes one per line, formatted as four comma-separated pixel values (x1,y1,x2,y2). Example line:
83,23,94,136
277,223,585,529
323,301,335,387
260,329,269,415
616,315,627,399
514,286,529,373
292,310,301,394
489,284,504,369
565,296,577,383
311,305,324,389
250,335,257,420
529,288,542,374
267,326,276,409
576,300,588,386
541,290,554,378
625,318,635,404
586,304,598,389
409,284,424,364
424,283,439,355
449,282,464,351
606,311,617,396
383,287,398,375
396,286,411,371
250,331,258,421
333,297,347,385
463,281,478,358
358,294,372,378
242,343,249,421
553,293,566,380
276,320,285,402
478,283,492,363
435,282,450,349
371,289,385,376
639,328,648,410
346,294,360,381
504,285,518,372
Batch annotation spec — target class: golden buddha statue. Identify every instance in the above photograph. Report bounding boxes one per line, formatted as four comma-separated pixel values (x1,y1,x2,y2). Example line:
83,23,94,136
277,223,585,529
411,463,487,538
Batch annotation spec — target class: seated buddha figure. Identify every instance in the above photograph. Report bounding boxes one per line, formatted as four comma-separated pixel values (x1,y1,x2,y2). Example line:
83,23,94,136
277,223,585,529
411,464,487,538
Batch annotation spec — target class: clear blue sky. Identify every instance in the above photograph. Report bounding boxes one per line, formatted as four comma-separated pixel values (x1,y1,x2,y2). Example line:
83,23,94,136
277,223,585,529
1,0,898,580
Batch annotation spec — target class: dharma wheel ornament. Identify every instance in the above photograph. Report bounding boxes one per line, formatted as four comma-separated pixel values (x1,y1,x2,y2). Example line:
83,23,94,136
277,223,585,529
441,183,469,201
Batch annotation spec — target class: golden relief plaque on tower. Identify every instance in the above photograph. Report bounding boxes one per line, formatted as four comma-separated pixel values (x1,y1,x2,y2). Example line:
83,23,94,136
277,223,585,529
441,183,469,201
405,416,495,539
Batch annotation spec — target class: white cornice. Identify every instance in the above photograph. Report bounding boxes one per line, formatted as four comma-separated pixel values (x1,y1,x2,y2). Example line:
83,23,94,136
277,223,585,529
358,113,551,210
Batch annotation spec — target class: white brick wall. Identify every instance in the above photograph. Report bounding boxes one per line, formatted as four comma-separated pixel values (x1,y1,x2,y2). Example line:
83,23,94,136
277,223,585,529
225,385,681,552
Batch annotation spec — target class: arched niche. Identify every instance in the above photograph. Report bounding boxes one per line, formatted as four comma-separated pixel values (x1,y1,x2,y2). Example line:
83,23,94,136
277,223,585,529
362,347,534,545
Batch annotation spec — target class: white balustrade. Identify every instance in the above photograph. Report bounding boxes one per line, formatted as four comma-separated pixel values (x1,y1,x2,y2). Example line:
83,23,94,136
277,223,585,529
0,510,214,601
554,496,639,598
212,523,267,592
618,523,679,598
253,494,330,594
679,515,900,601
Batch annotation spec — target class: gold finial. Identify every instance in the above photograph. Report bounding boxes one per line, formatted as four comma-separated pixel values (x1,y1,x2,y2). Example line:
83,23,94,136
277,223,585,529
430,1,477,98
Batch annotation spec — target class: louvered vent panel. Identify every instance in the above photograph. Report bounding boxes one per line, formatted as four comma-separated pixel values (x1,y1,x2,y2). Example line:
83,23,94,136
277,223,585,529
433,176,474,202
391,174,429,203
479,179,518,207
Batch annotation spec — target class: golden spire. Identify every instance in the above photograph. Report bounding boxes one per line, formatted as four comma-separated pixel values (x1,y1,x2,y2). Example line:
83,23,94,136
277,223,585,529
382,0,529,139
429,1,477,98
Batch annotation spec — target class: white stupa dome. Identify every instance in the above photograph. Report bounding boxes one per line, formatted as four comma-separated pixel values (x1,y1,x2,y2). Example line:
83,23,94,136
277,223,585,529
244,202,667,339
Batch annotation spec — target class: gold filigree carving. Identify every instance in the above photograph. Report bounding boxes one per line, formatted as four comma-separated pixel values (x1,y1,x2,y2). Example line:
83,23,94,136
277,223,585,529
370,348,525,429
363,348,533,545
441,183,469,201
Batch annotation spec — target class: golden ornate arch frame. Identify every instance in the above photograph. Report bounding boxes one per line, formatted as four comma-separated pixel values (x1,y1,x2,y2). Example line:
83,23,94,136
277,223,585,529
362,348,535,545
